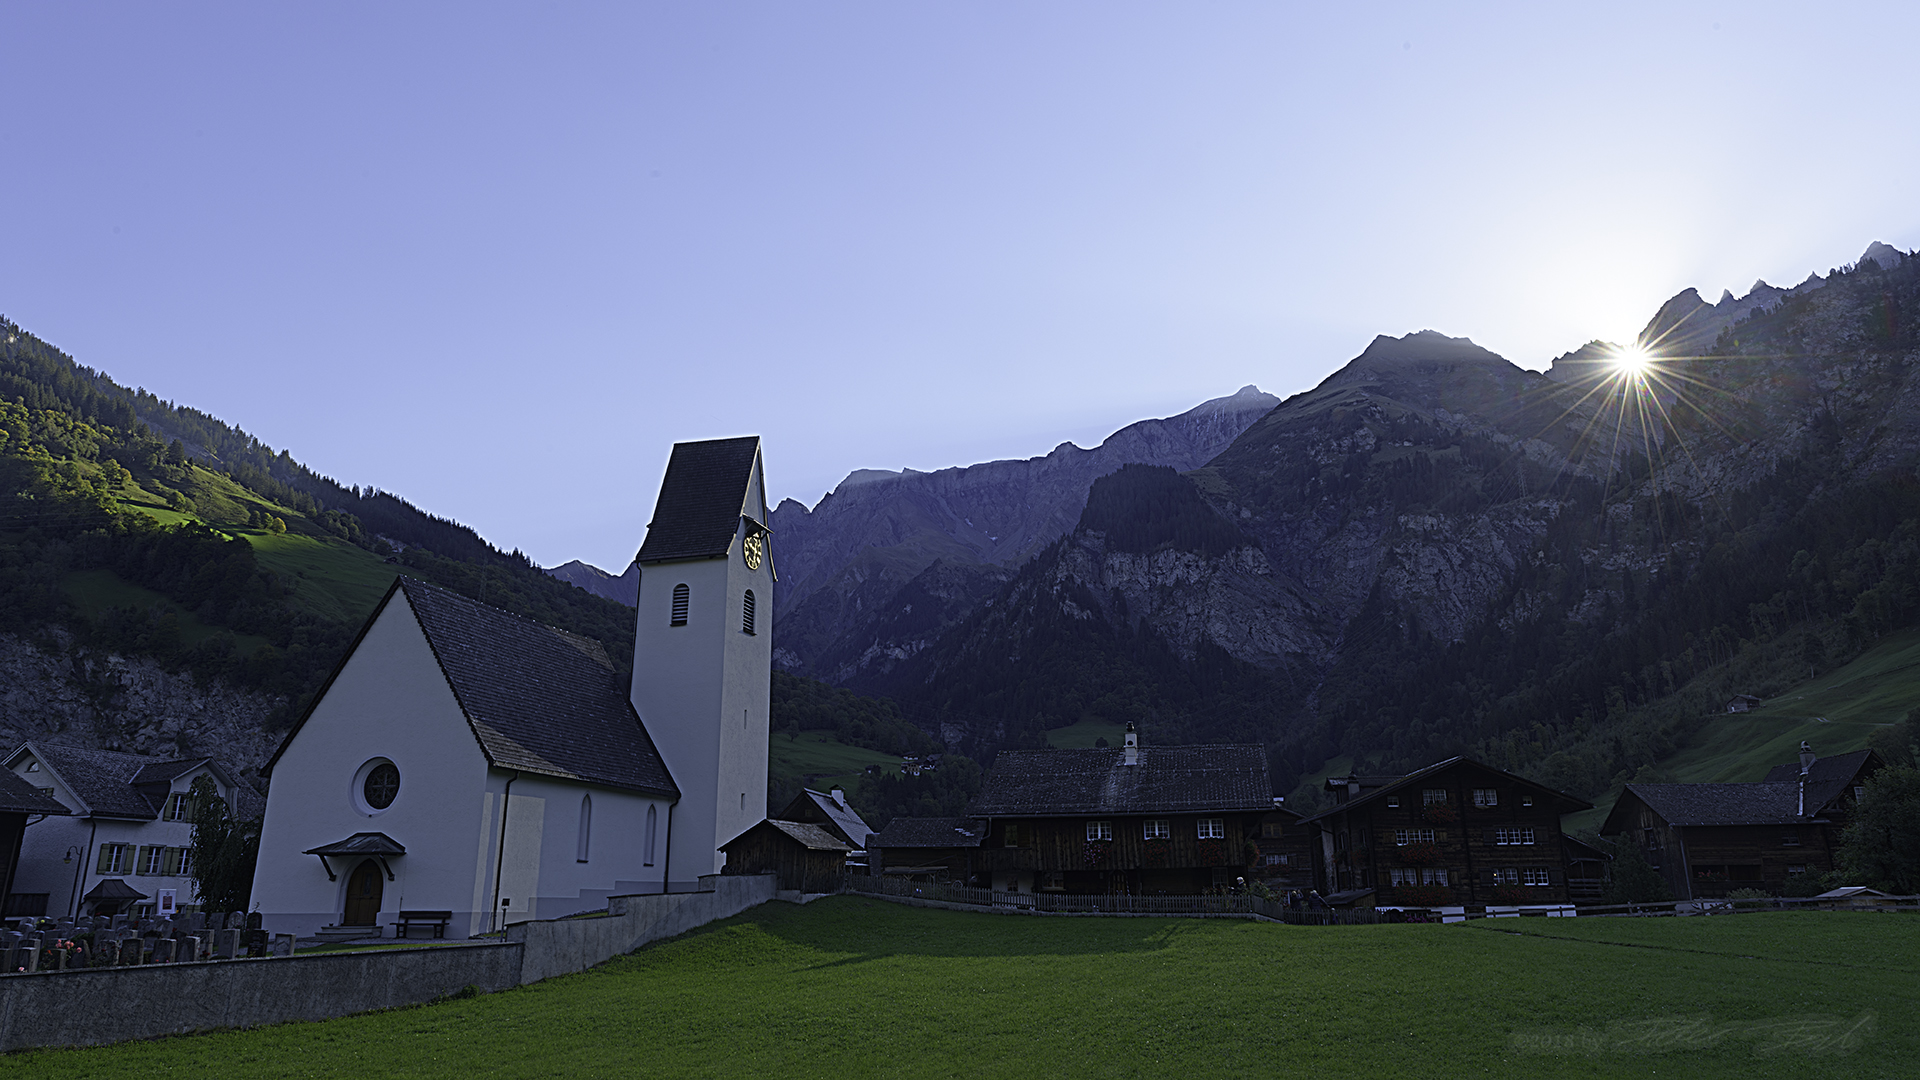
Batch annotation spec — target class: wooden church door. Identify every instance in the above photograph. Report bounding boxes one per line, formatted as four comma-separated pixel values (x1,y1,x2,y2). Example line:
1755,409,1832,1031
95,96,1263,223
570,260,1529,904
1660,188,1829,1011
344,860,383,925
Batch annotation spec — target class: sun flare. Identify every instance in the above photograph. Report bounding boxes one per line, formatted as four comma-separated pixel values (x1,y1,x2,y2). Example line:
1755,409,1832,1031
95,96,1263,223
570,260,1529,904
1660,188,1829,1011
1612,344,1654,379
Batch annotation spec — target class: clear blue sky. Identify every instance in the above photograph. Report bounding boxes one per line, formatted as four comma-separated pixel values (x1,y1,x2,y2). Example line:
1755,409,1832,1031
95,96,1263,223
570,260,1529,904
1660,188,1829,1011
5,3,1916,571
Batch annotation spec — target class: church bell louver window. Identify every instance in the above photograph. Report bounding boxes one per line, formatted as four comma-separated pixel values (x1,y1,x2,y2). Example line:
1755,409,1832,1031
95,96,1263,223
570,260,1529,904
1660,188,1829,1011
671,583,689,626
743,589,756,635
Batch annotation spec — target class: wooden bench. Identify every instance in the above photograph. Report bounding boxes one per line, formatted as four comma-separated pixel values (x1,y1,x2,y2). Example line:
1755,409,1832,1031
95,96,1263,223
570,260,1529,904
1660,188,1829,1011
393,910,453,939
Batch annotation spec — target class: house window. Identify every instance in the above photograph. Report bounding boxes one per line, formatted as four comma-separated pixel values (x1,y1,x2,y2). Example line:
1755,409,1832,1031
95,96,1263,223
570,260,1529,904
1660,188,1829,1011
1853,785,1865,801
644,804,658,867
160,847,191,876
1144,819,1170,840
1472,788,1497,808
1781,831,1800,847
1522,869,1550,886
1787,864,1808,876
1004,824,1021,847
96,844,129,875
742,590,756,635
1398,868,1446,886
1422,788,1447,805
1422,868,1446,885
671,584,690,626
1394,828,1436,846
1386,795,1399,808
1197,818,1225,840
1086,820,1113,842
1494,827,1535,846
165,793,192,821
577,794,592,863
139,846,166,875
1264,854,1287,866
1521,795,1534,807
1260,822,1284,838
1494,868,1518,885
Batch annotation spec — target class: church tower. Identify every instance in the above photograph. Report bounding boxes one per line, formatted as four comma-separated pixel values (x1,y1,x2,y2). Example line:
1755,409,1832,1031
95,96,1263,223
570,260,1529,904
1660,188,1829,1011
631,437,773,889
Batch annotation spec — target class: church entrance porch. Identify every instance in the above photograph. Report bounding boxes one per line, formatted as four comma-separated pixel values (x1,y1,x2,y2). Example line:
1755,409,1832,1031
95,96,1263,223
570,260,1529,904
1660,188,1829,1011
344,859,383,925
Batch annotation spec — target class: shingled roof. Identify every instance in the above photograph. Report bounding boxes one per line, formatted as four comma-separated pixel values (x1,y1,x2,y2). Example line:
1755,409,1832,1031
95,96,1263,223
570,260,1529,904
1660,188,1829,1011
779,789,875,849
1761,749,1880,811
968,745,1273,817
398,579,679,797
636,436,763,564
1620,782,1807,827
869,817,986,849
10,744,261,820
1297,755,1592,826
0,768,71,816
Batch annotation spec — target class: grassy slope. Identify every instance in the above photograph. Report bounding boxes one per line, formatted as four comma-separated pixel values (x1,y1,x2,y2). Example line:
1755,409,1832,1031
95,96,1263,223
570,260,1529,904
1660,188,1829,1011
60,569,272,654
768,731,901,795
1044,717,1129,748
8,899,1911,1079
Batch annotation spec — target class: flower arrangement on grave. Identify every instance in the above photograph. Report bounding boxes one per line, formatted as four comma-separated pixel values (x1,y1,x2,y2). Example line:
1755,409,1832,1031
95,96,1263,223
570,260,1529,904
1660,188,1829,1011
1399,841,1442,866
1196,838,1227,866
1395,883,1453,906
1420,801,1458,826
1082,839,1111,868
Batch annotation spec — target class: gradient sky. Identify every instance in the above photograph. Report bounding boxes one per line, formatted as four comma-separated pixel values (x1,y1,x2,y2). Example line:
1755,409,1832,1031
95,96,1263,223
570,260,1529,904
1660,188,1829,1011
5,3,1917,571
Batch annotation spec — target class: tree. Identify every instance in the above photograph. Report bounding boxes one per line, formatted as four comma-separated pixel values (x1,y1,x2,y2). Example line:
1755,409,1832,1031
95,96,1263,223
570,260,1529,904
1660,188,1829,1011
187,775,260,912
1602,844,1672,903
1836,765,1920,893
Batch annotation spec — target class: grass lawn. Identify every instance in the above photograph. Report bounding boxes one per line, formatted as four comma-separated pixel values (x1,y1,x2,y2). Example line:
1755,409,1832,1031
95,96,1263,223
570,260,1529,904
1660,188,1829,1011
769,731,900,794
242,531,400,626
8,900,1911,1079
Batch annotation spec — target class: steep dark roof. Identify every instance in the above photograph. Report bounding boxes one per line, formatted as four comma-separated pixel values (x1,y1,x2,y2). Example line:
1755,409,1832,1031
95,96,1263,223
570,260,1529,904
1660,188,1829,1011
18,745,168,819
636,436,762,564
1761,750,1880,810
780,789,875,849
968,746,1273,816
870,817,986,849
1622,782,1806,827
0,769,71,816
1299,756,1592,826
83,878,148,901
401,579,679,798
305,832,407,856
130,759,212,787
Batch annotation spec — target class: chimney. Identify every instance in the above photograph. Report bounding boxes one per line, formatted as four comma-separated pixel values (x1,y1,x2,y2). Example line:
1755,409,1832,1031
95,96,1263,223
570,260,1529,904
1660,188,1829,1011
1347,773,1361,799
830,787,846,808
1799,741,1816,776
1123,721,1139,766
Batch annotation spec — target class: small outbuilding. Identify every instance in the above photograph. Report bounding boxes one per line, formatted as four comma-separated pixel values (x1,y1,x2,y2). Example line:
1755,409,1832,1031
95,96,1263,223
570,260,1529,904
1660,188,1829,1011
719,820,850,893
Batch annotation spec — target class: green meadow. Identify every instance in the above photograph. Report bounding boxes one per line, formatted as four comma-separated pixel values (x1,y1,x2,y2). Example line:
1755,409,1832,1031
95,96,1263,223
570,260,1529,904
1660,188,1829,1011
768,731,902,794
8,899,1912,1079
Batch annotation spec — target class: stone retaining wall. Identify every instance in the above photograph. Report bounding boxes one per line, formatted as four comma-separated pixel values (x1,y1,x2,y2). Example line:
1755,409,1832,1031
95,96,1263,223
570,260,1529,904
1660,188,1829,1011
0,873,778,1052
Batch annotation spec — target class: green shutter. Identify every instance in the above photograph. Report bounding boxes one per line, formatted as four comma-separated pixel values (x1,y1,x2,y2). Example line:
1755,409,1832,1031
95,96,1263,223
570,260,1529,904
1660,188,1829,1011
96,845,113,874
135,846,154,875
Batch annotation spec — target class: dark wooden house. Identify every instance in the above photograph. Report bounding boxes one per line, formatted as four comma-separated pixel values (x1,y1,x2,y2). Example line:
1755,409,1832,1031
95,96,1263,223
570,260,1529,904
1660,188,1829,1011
966,726,1286,895
1598,744,1881,900
718,819,849,893
775,788,875,856
1300,757,1593,908
867,817,985,883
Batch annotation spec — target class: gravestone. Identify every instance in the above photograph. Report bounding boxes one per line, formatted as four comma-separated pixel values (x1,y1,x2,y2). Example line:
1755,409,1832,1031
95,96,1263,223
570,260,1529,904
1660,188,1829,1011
270,933,295,958
150,938,174,964
180,935,201,962
225,911,247,930
118,938,143,966
213,929,241,959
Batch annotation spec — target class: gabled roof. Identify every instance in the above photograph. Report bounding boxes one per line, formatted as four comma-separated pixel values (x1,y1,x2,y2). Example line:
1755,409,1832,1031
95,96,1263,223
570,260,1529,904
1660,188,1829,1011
0,768,71,816
1607,782,1806,829
1761,750,1881,811
780,789,875,849
403,579,679,797
869,817,986,849
5,743,261,821
968,745,1274,817
720,819,852,852
1299,756,1592,826
636,436,763,564
83,878,147,901
305,832,407,857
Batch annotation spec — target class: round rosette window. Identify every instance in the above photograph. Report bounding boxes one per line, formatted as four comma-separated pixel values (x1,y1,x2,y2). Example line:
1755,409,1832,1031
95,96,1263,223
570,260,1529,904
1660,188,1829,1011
353,758,401,814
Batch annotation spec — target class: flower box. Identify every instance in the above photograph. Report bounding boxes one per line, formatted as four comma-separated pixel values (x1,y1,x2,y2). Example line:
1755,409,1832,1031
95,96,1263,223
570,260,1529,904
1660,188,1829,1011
1399,842,1443,866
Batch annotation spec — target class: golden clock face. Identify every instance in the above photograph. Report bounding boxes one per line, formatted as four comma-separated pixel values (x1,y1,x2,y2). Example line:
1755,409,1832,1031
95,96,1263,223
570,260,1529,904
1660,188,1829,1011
742,532,764,571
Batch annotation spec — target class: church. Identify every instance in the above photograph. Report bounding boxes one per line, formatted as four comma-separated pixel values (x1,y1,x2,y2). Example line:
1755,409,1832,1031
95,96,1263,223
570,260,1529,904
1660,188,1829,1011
250,436,774,938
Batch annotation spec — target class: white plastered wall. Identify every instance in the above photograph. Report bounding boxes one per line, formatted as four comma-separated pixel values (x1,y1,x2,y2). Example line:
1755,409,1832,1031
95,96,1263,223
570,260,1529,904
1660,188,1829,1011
475,773,669,931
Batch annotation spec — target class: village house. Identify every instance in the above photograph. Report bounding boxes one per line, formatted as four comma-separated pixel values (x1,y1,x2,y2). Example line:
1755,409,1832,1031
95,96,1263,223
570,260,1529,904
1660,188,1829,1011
0,769,70,915
965,724,1287,895
4,744,258,920
1597,743,1881,900
249,436,775,939
718,820,850,893
866,817,985,884
1299,757,1594,910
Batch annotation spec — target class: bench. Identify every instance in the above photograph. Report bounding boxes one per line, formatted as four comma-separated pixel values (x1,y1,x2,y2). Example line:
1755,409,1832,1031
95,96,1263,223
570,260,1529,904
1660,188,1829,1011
392,910,453,939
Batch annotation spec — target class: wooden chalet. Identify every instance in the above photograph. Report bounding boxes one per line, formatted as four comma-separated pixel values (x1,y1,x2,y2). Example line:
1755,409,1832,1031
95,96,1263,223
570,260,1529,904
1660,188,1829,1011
775,787,875,867
1300,757,1593,908
866,817,985,883
718,819,850,893
966,724,1287,895
1598,743,1881,900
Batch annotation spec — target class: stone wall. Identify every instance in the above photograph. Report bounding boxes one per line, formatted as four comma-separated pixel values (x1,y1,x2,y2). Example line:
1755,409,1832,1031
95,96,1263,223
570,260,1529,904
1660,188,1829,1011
0,873,779,1052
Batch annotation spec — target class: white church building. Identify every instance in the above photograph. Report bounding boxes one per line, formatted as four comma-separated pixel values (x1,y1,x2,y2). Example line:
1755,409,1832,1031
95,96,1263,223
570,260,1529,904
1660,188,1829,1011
250,436,774,938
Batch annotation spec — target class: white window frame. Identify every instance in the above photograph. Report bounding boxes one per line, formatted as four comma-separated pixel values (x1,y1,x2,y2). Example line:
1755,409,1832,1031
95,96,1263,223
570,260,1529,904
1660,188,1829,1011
1143,819,1170,840
1086,820,1113,842
1393,828,1436,846
165,792,192,821
1494,827,1536,846
140,846,166,875
1196,818,1225,840
1422,788,1447,805
1472,788,1497,808
1421,869,1447,886
1522,869,1550,886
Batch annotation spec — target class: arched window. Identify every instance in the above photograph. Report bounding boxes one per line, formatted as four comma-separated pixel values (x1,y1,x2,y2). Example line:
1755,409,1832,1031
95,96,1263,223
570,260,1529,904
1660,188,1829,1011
576,794,592,863
644,804,658,867
742,589,756,635
670,583,689,626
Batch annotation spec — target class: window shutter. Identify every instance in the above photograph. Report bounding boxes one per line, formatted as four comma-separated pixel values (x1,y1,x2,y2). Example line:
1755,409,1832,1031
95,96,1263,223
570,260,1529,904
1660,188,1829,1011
743,589,756,635
671,583,689,626
133,846,152,875
96,846,113,874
